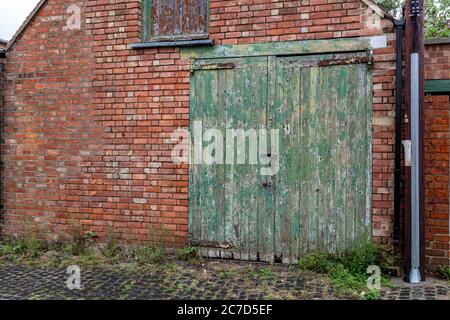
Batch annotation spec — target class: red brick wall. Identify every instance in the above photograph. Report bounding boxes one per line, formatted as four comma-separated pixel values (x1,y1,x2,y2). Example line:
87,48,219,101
1,0,101,241
1,0,397,247
423,41,450,271
425,42,450,80
0,54,4,221
424,95,450,271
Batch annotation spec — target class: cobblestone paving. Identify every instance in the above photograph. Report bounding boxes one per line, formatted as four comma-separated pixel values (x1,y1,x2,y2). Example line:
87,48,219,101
0,260,448,300
381,277,449,300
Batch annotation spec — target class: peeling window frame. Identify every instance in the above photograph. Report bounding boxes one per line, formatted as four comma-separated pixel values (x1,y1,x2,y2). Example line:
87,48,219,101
142,0,210,42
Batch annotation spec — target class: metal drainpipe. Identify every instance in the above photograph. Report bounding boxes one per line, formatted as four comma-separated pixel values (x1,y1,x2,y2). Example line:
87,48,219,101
393,19,404,245
410,52,421,283
408,0,423,284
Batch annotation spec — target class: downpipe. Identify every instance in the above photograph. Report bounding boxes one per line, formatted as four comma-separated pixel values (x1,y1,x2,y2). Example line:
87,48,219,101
393,19,404,245
409,53,421,284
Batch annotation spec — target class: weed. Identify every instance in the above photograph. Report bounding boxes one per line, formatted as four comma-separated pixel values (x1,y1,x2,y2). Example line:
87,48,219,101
436,265,450,280
258,267,275,281
245,266,258,278
328,263,365,294
63,231,96,257
26,237,42,259
124,281,135,291
165,262,180,272
218,269,237,279
133,246,164,265
364,289,381,300
0,236,44,262
245,266,274,281
176,283,184,290
176,246,198,262
0,239,26,262
296,241,392,298
104,234,120,259
297,251,332,273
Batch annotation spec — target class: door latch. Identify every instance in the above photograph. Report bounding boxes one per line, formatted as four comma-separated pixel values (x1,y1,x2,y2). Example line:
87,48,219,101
262,181,272,188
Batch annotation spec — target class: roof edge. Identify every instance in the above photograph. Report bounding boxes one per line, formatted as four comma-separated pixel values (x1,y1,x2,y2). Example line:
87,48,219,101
425,37,450,45
361,0,396,22
5,0,48,51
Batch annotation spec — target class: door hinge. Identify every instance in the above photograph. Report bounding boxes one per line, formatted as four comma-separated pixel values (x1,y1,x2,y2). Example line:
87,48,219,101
318,56,370,67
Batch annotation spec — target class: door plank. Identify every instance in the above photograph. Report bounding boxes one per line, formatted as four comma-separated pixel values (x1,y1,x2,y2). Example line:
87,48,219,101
308,66,320,251
355,64,370,241
201,70,220,258
345,64,357,248
325,66,338,253
260,56,277,263
218,68,232,259
299,67,311,258
336,66,349,252
274,60,302,263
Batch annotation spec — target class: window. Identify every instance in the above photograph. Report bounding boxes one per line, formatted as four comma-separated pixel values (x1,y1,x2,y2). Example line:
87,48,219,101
142,0,209,41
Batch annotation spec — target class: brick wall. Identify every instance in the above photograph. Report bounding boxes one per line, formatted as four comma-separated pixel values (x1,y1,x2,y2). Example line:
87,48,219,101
425,41,450,80
0,51,4,224
424,95,450,271
1,0,101,241
1,0,397,247
424,41,450,271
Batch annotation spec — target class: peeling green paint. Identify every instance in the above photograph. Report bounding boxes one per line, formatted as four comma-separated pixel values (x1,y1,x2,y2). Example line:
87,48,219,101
181,38,374,60
189,51,372,263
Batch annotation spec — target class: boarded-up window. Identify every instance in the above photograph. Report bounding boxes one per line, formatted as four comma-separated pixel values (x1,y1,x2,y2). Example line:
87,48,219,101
143,0,209,41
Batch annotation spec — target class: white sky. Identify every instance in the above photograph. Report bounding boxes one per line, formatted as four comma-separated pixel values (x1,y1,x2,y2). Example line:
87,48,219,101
0,0,41,41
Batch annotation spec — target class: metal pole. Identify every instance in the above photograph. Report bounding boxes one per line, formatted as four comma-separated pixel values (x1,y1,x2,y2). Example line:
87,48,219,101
409,53,421,284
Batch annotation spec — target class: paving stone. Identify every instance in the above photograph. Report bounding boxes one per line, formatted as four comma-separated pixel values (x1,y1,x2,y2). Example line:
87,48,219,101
0,260,448,300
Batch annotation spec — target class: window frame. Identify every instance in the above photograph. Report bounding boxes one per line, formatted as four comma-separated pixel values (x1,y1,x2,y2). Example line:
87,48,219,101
142,0,210,42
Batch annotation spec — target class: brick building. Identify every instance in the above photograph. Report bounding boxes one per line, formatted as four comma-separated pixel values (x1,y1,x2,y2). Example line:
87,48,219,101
424,38,450,271
0,0,446,272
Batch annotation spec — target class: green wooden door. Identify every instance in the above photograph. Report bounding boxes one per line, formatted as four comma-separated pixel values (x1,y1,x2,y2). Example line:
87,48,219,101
189,52,372,263
272,53,372,263
189,56,273,261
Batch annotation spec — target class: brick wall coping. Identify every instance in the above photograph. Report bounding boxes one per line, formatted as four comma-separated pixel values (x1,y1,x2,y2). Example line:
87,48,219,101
425,38,450,46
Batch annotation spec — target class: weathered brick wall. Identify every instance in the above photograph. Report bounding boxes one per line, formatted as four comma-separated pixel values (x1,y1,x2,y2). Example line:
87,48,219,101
0,52,4,225
424,95,450,271
425,41,450,80
1,0,397,247
1,0,101,241
424,41,450,271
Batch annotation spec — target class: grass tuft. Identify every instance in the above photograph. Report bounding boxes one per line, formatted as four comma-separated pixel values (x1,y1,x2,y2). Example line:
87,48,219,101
176,246,198,262
436,265,450,280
